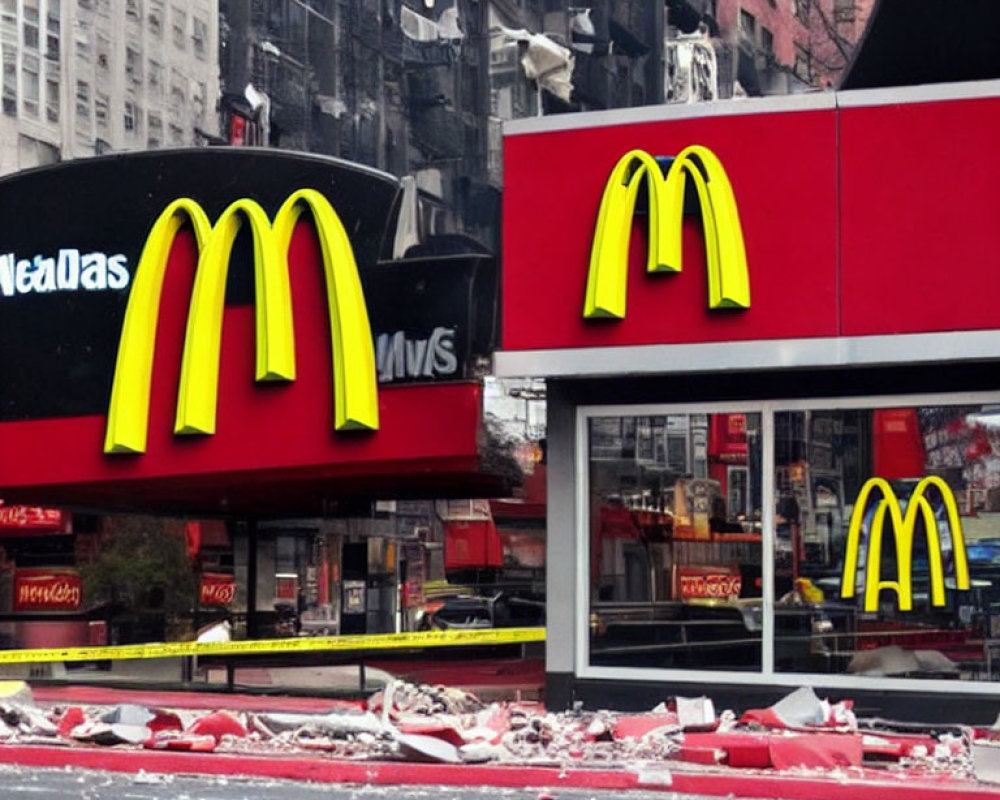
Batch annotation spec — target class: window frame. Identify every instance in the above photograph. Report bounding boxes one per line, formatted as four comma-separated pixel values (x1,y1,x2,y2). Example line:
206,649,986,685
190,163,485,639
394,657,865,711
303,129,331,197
575,388,1000,695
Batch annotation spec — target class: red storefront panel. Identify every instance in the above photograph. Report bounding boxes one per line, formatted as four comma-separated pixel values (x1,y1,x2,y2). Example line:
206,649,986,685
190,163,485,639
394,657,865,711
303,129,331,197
839,94,1000,337
501,106,840,352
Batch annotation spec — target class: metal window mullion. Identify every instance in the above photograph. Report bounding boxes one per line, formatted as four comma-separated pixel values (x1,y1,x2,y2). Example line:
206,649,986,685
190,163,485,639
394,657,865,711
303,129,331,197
575,405,589,676
761,402,775,677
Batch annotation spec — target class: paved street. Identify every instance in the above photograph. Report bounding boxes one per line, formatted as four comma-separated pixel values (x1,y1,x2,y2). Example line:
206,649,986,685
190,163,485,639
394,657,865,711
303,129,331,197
0,764,732,800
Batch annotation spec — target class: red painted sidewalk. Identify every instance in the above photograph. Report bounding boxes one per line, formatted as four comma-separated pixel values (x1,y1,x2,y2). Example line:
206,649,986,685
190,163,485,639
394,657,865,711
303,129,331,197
0,742,997,799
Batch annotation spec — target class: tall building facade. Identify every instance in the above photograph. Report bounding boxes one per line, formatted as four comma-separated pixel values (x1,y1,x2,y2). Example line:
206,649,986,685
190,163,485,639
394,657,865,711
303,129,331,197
0,0,220,176
217,1,872,253
218,0,668,254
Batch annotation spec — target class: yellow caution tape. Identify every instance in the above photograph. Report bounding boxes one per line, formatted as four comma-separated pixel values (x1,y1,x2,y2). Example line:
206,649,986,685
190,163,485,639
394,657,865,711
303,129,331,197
0,626,546,664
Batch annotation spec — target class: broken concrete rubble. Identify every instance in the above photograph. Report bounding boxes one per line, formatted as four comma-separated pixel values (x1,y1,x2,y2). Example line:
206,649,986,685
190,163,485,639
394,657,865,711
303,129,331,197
0,679,991,787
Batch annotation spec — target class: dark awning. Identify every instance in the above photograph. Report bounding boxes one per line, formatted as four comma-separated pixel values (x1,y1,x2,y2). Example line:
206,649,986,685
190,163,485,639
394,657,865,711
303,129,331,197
841,0,1000,90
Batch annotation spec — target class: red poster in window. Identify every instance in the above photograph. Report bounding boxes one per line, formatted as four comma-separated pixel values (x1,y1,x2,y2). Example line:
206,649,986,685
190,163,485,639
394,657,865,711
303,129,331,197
673,564,741,602
275,574,298,601
199,572,235,607
709,415,748,464
14,568,82,611
229,114,246,145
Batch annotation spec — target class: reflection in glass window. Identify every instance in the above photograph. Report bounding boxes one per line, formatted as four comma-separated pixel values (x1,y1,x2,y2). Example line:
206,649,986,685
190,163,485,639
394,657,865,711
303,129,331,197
588,412,762,671
775,404,1000,683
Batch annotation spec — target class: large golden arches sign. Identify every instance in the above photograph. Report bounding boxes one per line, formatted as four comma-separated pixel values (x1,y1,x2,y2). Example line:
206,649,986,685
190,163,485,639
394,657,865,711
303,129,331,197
104,189,379,455
840,476,969,612
583,145,750,320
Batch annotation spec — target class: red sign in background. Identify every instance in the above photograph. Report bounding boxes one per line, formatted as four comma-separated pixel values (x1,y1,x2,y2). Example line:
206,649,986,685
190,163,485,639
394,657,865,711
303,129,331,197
199,572,236,607
0,504,68,533
14,568,82,611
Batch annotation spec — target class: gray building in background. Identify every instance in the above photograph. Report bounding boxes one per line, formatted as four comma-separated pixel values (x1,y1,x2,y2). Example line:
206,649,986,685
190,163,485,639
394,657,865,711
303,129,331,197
0,0,220,175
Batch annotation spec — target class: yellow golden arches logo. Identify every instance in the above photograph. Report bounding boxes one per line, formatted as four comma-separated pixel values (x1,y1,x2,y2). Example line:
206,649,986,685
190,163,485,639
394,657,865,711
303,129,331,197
104,188,379,455
583,145,750,320
840,477,969,613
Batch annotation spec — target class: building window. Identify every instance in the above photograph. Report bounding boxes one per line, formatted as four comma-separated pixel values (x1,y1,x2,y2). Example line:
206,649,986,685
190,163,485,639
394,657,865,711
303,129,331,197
2,48,17,115
77,0,92,10
169,67,184,108
147,110,161,147
22,52,39,116
1,0,15,34
148,0,162,36
171,6,186,49
794,0,810,23
23,0,40,50
74,24,90,59
45,76,58,121
46,0,59,60
773,401,1000,682
125,0,140,18
586,410,764,672
125,44,141,83
760,27,774,63
834,0,855,23
168,122,183,145
123,99,135,131
794,43,811,81
739,9,756,42
94,91,108,127
95,32,109,70
148,58,161,91
192,16,207,59
74,79,89,120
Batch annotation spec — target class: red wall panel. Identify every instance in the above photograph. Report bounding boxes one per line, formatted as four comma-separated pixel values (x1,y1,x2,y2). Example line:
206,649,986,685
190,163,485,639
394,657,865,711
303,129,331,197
839,95,1000,336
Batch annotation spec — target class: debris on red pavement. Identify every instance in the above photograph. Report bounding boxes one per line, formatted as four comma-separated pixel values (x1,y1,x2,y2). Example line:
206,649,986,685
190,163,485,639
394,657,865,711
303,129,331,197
56,706,85,738
147,732,218,752
147,709,184,734
613,712,679,740
0,680,994,793
768,731,864,770
739,685,856,730
186,711,247,743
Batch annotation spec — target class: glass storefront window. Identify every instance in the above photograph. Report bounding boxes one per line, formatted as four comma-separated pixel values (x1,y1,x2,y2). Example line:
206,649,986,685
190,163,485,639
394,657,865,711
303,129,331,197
587,412,763,671
775,403,1000,683
583,397,1000,687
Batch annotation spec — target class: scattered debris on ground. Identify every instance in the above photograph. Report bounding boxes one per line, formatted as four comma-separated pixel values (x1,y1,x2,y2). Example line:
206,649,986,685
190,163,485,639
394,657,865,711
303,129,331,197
0,679,993,785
